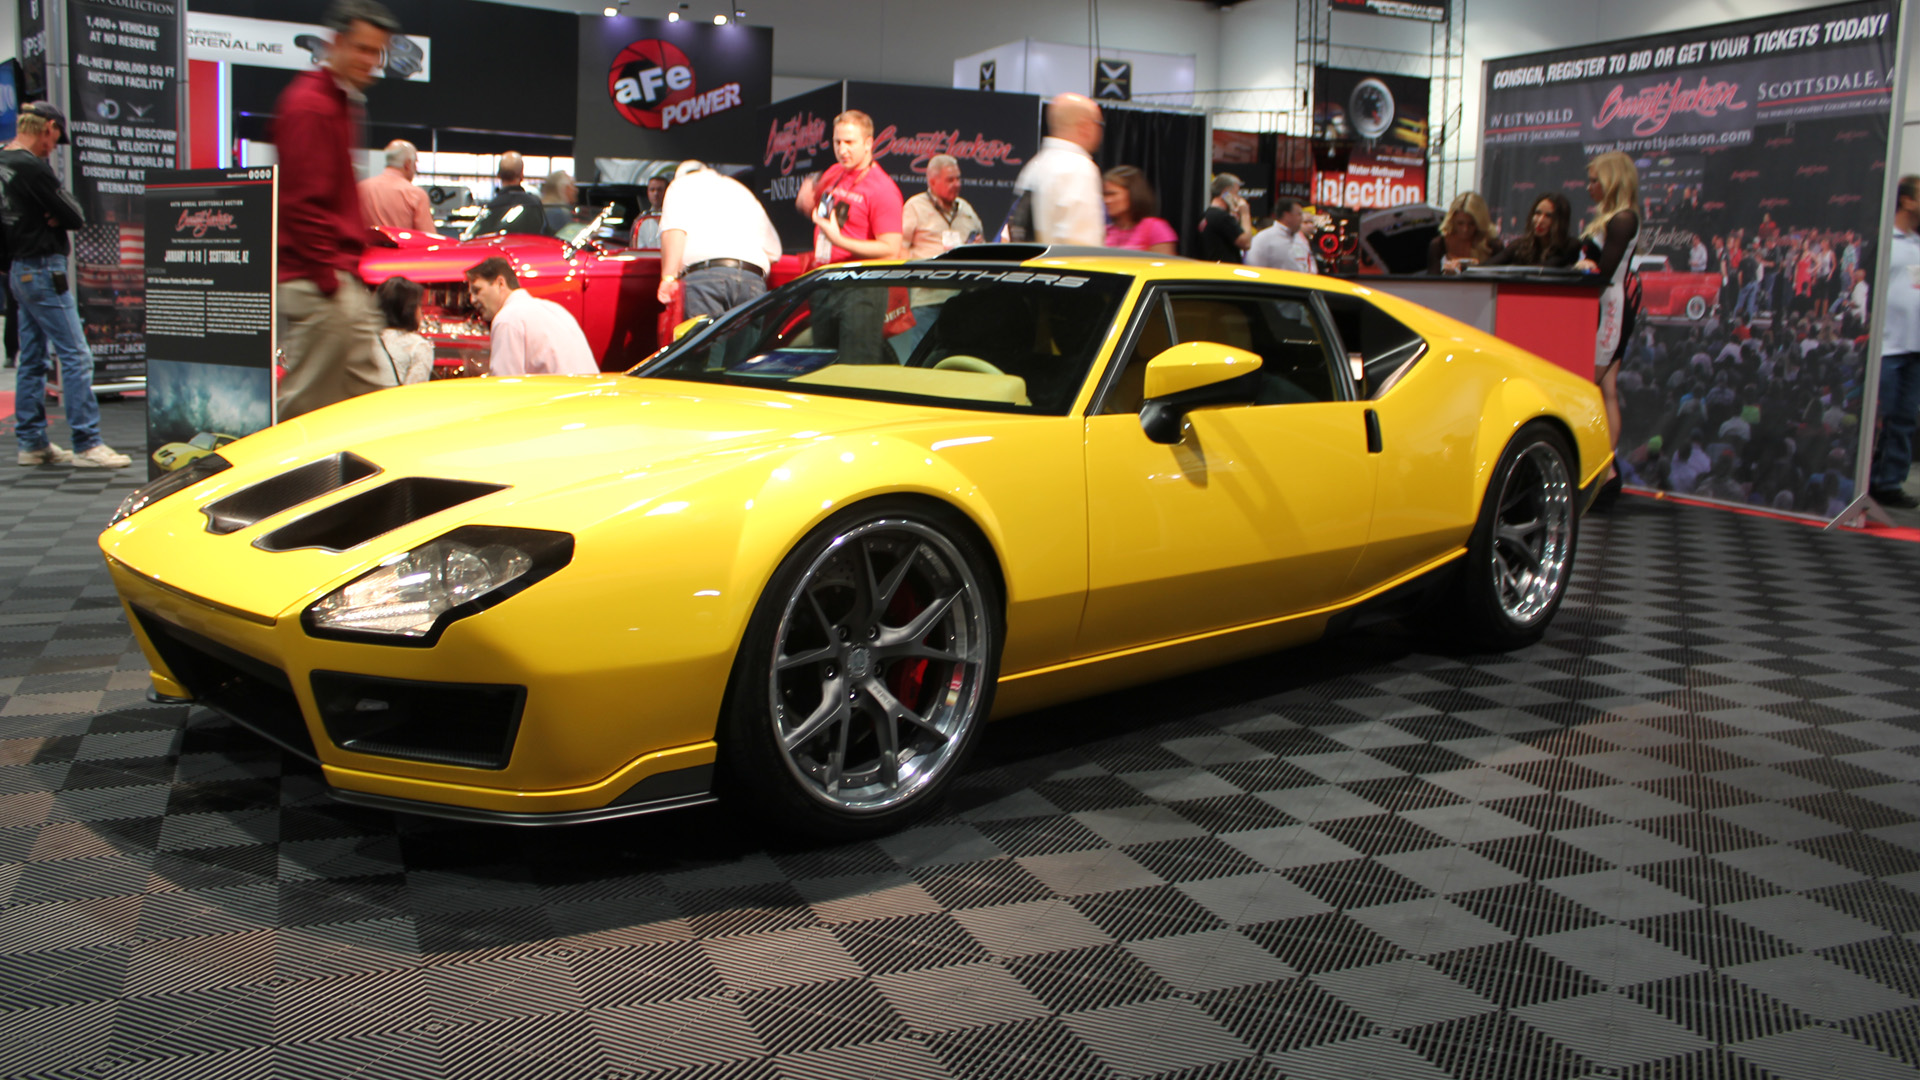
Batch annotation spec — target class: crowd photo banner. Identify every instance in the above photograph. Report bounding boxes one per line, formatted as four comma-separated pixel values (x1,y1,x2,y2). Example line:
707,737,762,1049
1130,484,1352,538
1480,0,1903,520
142,167,276,481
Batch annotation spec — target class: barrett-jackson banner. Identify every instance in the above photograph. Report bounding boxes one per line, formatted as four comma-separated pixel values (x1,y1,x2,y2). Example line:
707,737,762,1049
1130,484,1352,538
754,83,842,255
1480,0,1900,521
753,83,1040,256
1312,67,1430,209
19,0,48,98
575,15,773,178
67,0,183,383
845,82,1036,251
1330,0,1447,23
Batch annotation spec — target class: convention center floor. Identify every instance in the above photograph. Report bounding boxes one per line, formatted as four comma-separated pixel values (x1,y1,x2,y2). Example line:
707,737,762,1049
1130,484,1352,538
4,398,1920,1080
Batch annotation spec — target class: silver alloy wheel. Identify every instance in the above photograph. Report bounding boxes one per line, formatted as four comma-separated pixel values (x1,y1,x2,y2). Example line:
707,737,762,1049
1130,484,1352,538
1489,441,1574,625
767,518,990,813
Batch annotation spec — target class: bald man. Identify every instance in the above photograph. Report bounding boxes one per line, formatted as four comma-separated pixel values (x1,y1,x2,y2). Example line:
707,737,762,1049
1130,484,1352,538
1010,92,1104,246
359,139,434,232
472,150,548,236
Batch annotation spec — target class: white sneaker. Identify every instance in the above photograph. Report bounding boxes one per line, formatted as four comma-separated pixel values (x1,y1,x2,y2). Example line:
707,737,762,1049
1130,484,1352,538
18,442,74,466
71,444,133,469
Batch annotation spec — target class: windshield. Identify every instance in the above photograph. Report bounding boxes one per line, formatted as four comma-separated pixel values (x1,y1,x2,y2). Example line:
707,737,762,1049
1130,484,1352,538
637,265,1130,415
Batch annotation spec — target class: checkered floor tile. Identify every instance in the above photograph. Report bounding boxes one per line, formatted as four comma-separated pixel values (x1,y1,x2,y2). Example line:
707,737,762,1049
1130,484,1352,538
2,399,1918,1079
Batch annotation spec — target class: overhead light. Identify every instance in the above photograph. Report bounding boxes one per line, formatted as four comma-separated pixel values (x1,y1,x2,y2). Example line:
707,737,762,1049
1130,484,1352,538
666,10,679,20
713,13,728,24
734,8,746,17
603,5,617,13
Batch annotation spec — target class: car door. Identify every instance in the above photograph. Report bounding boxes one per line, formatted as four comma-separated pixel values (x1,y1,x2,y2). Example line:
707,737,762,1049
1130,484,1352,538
1077,285,1378,658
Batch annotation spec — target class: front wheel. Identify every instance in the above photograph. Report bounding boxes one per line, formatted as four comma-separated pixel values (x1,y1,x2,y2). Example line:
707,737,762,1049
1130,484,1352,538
1684,295,1709,321
720,500,1002,839
1441,423,1579,652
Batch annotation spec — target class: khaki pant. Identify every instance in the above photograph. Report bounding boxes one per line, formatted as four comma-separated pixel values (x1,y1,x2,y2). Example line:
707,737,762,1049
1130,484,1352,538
277,272,386,421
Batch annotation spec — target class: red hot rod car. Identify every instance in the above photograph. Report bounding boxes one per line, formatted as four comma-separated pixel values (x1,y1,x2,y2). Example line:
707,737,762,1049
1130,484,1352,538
1633,254,1721,324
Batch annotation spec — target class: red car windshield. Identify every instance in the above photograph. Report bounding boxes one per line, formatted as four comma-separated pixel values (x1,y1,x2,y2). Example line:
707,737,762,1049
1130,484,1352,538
637,266,1129,416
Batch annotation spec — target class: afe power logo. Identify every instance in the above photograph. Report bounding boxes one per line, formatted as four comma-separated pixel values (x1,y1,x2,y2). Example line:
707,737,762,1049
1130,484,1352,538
608,39,743,130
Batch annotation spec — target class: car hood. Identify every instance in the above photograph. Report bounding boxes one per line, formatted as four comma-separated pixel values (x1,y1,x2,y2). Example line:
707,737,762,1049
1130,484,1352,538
101,376,963,618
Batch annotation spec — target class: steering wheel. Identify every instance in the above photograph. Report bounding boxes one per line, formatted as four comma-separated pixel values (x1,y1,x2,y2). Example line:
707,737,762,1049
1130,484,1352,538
933,355,1005,376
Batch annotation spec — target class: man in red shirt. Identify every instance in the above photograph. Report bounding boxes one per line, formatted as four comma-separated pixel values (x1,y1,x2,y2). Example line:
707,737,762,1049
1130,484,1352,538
794,111,904,363
274,0,400,420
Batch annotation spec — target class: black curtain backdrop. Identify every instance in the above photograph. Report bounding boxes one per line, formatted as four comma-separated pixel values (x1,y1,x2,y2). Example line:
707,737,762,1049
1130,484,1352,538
1098,107,1206,257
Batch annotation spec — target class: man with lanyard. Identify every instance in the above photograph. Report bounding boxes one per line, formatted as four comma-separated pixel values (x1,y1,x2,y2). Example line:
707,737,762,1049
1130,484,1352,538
1869,175,1920,509
794,110,903,364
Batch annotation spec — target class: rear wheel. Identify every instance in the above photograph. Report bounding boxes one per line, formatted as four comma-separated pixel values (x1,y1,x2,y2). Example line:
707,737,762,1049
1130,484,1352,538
720,501,1001,839
1685,295,1708,321
1439,423,1578,652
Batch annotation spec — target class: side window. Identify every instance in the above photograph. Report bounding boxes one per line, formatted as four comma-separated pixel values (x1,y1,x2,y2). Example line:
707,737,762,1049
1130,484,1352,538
1097,294,1174,415
1168,292,1342,405
1319,293,1427,399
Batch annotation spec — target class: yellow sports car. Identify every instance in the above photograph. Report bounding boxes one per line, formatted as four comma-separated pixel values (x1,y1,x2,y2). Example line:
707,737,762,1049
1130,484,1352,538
100,247,1610,838
151,431,240,472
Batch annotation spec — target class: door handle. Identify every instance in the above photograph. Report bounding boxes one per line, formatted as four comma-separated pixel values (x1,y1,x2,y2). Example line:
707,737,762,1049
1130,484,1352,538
1364,409,1383,453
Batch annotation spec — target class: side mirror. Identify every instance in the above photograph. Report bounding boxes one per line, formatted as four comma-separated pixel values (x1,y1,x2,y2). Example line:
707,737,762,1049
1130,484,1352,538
671,314,713,342
1138,342,1263,444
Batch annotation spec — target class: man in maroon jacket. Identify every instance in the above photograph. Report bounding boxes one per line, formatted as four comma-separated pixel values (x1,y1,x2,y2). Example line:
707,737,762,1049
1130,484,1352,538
274,0,400,420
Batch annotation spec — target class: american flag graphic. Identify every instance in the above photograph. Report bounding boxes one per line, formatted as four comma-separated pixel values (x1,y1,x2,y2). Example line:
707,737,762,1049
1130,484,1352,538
75,222,144,291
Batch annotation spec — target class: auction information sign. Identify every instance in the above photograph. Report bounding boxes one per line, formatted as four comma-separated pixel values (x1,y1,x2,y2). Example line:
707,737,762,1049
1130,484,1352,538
1479,0,1900,521
66,0,184,385
142,168,276,480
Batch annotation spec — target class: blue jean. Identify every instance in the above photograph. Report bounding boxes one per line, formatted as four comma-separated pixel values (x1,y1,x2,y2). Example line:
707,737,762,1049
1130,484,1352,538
1735,280,1761,319
1871,351,1920,491
680,266,766,320
11,254,102,453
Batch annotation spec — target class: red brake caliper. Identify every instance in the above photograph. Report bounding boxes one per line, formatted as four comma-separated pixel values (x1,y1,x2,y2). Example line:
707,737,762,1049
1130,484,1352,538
884,582,929,713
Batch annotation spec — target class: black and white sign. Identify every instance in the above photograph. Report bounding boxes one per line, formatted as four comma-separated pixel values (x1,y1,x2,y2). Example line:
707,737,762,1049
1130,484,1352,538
978,60,995,92
1095,59,1132,101
143,167,276,479
185,12,431,81
66,0,183,383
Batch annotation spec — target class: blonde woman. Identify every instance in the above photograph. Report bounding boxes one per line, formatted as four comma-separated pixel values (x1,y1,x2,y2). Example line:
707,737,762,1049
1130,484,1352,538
1574,150,1642,501
1427,192,1502,274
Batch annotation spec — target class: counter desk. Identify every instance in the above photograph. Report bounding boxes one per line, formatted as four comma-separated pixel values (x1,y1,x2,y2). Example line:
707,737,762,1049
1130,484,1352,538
1332,272,1606,382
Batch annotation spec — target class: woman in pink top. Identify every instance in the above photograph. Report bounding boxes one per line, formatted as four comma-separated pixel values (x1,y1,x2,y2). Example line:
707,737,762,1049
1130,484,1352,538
1103,166,1178,255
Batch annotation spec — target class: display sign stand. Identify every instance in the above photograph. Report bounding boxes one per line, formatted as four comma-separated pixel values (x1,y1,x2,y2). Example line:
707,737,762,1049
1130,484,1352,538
141,167,277,481
1830,0,1916,531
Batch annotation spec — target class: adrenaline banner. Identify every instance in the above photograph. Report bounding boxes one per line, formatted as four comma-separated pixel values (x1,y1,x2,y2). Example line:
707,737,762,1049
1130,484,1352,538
1312,67,1430,209
66,0,184,384
1480,0,1900,519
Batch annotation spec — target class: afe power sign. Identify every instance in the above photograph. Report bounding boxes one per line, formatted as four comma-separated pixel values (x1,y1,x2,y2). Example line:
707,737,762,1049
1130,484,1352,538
575,15,772,175
608,38,743,130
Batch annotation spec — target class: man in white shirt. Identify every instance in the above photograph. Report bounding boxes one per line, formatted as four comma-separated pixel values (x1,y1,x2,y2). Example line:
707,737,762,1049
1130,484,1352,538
656,160,782,318
1247,199,1316,274
1010,93,1104,246
465,256,598,376
1869,174,1920,508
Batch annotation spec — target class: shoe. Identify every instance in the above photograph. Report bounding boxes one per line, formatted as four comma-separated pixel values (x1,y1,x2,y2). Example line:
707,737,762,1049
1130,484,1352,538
17,442,73,466
70,444,132,469
1871,487,1920,510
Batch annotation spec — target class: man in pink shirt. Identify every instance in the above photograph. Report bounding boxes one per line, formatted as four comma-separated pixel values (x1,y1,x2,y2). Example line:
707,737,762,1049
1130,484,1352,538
359,139,435,232
464,257,598,376
794,111,904,363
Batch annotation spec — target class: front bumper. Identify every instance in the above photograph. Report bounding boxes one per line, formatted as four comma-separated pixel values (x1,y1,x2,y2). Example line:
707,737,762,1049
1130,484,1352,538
110,557,719,821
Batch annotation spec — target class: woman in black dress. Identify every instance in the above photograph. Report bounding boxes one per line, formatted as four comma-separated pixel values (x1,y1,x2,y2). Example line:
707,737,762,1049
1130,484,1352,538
1487,193,1579,269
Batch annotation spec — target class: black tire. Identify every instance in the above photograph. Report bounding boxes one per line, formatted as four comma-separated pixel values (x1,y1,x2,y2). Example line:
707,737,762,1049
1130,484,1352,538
1437,422,1579,652
718,498,1003,840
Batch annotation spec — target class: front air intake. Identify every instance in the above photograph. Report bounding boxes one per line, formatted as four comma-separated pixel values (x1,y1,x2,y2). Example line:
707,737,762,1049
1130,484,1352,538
254,478,507,553
203,453,380,535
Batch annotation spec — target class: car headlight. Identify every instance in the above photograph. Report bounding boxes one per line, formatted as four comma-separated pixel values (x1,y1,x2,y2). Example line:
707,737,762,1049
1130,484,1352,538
109,454,232,526
303,526,574,646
